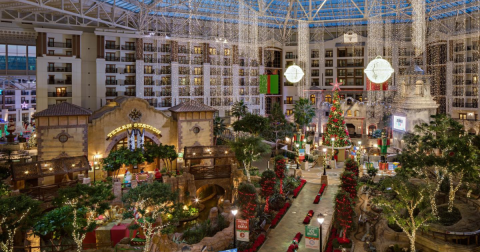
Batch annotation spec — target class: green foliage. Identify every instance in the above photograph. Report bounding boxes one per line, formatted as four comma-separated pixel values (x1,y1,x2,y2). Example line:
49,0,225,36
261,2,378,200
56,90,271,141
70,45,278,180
55,181,114,214
436,205,461,226
0,194,41,247
179,206,199,219
274,155,285,162
102,147,146,178
260,103,296,143
293,98,316,132
182,214,228,244
33,206,74,242
144,143,177,171
344,158,359,177
260,170,276,198
373,177,432,251
268,192,286,211
233,113,269,136
282,176,300,193
238,182,258,219
367,166,377,179
228,135,270,181
232,100,248,119
322,90,351,147
122,182,180,234
213,116,226,145
0,166,10,180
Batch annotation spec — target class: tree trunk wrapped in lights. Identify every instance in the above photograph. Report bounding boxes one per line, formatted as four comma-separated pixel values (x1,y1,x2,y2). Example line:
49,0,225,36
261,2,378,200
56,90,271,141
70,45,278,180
373,177,432,252
122,182,180,252
260,170,276,212
238,182,258,219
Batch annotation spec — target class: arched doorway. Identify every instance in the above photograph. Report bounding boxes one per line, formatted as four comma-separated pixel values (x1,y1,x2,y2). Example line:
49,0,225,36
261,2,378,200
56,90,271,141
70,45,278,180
368,125,377,136
468,128,477,135
346,123,356,136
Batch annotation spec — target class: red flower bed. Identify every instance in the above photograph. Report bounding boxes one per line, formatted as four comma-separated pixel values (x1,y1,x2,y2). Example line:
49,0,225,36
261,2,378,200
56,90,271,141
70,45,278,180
313,184,327,204
270,202,292,228
302,210,314,224
238,233,266,252
286,232,303,252
292,179,307,198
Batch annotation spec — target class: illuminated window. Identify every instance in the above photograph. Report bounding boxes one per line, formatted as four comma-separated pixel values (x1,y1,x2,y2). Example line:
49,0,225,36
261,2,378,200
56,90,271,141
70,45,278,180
194,67,202,75
347,110,352,117
325,95,332,103
194,46,202,54
194,77,203,85
286,96,293,104
209,48,217,55
354,110,359,117
224,48,231,56
310,94,315,104
459,113,467,120
286,109,293,116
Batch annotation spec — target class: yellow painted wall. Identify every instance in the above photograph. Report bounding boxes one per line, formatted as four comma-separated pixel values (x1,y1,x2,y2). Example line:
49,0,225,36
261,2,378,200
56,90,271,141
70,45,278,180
37,115,88,161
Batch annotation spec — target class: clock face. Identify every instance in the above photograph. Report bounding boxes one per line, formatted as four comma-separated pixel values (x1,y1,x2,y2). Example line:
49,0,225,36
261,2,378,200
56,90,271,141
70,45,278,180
364,57,394,84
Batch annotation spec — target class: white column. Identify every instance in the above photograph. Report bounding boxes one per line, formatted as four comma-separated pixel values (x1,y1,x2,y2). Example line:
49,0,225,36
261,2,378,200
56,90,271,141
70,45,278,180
96,58,106,109
136,60,144,99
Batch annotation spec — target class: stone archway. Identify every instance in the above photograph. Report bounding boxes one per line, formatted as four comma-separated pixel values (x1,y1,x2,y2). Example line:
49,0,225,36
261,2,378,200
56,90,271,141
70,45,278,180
194,178,232,202
104,130,161,157
195,184,226,201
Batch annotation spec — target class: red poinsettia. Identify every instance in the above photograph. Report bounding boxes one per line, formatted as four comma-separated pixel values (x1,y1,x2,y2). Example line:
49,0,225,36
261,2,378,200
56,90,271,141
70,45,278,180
333,119,338,123
342,121,346,124
331,107,336,111
329,115,332,118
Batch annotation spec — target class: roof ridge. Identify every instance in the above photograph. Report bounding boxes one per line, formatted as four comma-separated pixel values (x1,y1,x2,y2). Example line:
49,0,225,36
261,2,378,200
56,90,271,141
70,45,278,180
34,102,92,117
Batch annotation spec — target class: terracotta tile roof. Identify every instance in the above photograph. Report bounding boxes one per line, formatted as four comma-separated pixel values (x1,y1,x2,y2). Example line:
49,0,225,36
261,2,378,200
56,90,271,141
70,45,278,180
34,102,92,117
168,100,217,113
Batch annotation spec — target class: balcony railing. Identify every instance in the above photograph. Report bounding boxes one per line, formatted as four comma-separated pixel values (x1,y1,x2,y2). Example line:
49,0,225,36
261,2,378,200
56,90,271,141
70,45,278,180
105,57,120,61
466,103,478,108
466,92,478,96
32,91,36,95
5,100,15,104
144,70,155,74
124,80,136,85
144,58,156,63
160,91,172,96
48,42,72,48
452,92,463,96
121,45,136,50
48,92,72,97
144,81,154,86
144,47,156,52
123,68,136,74
159,101,172,107
125,92,136,96
285,55,297,59
106,80,117,85
48,67,72,72
4,91,15,96
21,91,29,95
105,45,120,50
106,68,118,73
144,92,155,97
121,57,136,62
31,99,36,103
106,92,118,97
48,79,72,85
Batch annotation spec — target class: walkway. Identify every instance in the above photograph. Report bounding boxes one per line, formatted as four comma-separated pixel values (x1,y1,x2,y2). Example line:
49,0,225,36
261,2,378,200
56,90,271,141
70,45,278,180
259,165,342,252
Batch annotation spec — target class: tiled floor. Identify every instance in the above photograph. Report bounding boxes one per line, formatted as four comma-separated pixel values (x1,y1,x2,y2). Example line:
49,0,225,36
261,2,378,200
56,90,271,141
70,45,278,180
259,165,341,252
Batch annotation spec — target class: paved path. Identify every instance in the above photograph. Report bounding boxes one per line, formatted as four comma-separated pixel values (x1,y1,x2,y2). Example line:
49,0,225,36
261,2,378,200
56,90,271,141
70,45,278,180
259,166,341,252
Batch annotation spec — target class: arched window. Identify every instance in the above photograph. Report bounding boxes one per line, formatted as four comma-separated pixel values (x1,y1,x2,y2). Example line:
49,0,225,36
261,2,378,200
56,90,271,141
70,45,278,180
310,94,315,104
368,125,377,135
347,110,352,117
325,95,332,103
354,110,359,117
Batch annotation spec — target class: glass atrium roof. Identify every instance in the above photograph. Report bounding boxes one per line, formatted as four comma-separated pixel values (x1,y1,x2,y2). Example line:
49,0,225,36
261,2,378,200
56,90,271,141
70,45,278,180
98,0,480,27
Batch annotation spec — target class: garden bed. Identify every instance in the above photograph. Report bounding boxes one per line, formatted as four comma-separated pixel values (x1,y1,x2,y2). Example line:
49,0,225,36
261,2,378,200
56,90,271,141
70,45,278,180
270,202,292,228
292,179,307,198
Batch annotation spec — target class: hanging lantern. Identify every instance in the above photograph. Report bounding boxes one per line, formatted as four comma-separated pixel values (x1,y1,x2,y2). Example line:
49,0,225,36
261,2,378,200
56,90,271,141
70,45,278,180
284,63,305,83
364,56,394,84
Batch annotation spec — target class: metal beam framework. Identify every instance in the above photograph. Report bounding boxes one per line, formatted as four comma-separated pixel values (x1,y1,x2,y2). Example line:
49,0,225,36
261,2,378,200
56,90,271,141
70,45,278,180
0,0,477,31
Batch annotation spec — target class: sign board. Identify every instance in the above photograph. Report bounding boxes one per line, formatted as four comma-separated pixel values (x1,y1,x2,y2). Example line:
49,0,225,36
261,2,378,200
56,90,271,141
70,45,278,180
220,249,237,252
305,144,310,155
299,149,305,161
305,226,320,249
236,219,249,242
393,115,406,131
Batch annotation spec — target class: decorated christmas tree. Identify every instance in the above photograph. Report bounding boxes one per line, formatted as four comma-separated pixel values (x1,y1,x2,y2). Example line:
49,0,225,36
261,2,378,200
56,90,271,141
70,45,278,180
260,170,276,212
322,80,352,148
238,182,258,219
340,170,358,199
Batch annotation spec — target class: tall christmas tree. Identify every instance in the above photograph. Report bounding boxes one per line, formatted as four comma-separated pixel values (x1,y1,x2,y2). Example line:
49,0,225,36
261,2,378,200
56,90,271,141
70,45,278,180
322,80,352,147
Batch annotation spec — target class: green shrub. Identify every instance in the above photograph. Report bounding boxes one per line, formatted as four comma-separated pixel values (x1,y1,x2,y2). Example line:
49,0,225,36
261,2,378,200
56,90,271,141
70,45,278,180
182,214,228,244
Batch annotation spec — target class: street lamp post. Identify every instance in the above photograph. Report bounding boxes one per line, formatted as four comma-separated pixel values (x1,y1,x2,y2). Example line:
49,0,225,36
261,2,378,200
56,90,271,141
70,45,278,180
330,137,335,169
317,213,325,252
322,148,327,176
231,208,238,248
